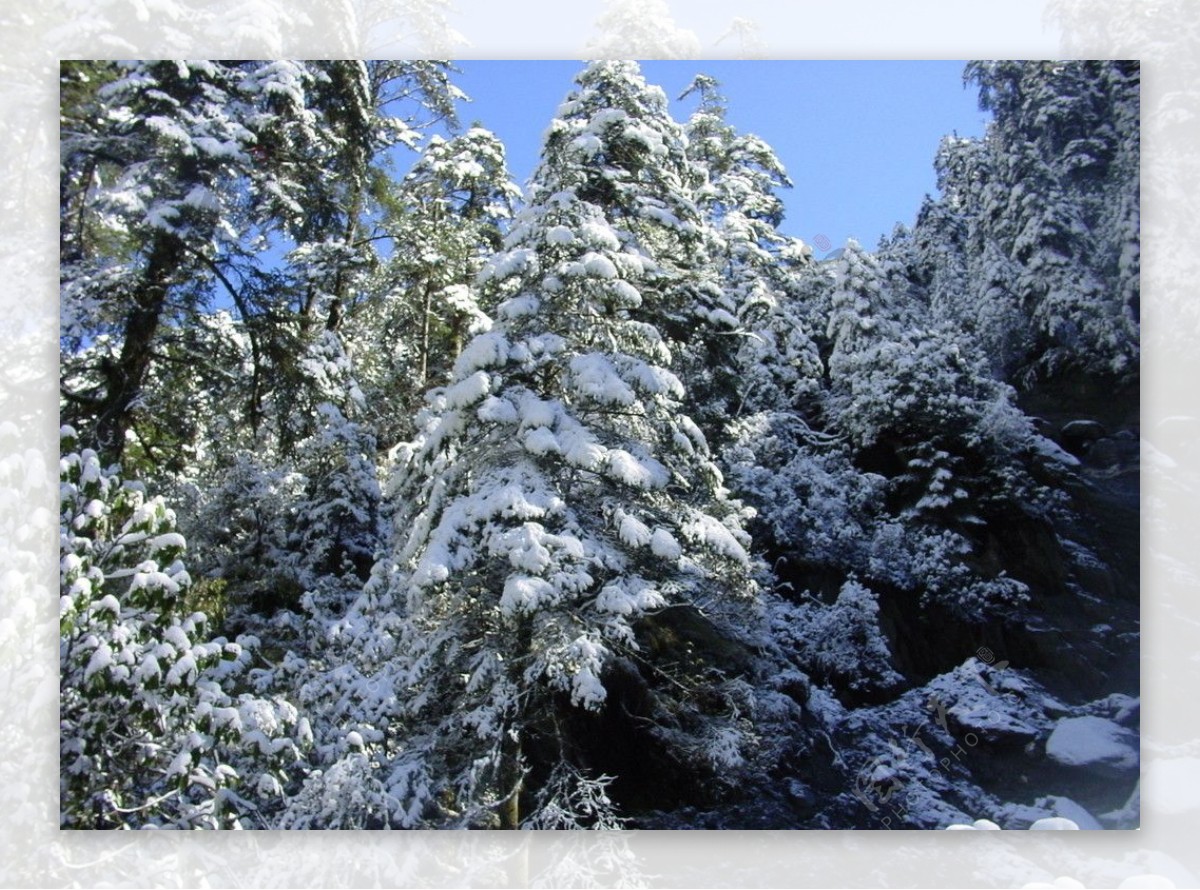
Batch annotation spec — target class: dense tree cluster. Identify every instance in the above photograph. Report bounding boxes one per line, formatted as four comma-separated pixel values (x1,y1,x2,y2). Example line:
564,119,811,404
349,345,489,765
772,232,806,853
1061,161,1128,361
901,61,1140,384
60,60,1139,829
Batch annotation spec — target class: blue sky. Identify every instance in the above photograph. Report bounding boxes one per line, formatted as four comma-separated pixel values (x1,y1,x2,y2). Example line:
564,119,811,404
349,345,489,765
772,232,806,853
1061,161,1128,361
447,60,992,255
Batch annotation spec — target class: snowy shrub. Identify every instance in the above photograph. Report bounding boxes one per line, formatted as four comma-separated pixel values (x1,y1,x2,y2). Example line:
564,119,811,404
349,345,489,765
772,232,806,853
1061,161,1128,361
521,764,625,830
724,414,878,568
725,410,1030,623
180,448,306,623
59,428,305,828
868,525,1029,621
825,240,1055,515
770,579,904,697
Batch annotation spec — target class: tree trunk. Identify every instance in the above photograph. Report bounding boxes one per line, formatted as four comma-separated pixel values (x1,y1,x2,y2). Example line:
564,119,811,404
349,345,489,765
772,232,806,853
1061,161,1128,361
498,616,532,830
498,729,523,830
450,314,464,363
419,281,433,388
94,233,182,465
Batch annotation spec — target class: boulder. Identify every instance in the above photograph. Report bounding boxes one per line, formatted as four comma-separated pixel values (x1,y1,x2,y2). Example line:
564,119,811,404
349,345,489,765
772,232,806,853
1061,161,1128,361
1045,715,1138,777
1035,794,1104,829
1059,419,1107,456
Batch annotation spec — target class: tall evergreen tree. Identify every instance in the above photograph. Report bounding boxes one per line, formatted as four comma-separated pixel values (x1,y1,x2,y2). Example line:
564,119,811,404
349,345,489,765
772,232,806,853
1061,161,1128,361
680,74,822,428
349,126,520,450
59,60,460,469
292,61,766,829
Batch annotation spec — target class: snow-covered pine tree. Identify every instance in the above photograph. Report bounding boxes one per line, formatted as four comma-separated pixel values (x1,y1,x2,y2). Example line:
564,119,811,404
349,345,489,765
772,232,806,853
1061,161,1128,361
280,62,460,342
294,61,766,829
180,328,383,644
64,61,468,640
911,60,1139,385
260,62,459,456
912,142,1030,384
289,330,382,592
824,239,897,410
823,240,1052,619
680,74,823,425
913,134,1033,382
59,61,349,466
60,61,461,471
350,126,521,450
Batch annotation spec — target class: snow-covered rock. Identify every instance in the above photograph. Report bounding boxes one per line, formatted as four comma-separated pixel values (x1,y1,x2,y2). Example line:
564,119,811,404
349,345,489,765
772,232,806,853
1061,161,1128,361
1030,433,1081,468
945,818,1002,830
1085,692,1140,727
1029,816,1081,830
924,659,1050,745
1045,715,1138,775
1035,795,1103,830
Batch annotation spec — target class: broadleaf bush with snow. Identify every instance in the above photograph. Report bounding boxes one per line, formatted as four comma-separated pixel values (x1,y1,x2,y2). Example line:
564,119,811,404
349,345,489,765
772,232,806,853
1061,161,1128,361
59,427,305,828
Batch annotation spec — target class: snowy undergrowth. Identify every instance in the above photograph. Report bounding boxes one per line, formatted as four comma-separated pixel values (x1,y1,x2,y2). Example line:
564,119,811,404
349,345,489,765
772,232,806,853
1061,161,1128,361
59,428,306,828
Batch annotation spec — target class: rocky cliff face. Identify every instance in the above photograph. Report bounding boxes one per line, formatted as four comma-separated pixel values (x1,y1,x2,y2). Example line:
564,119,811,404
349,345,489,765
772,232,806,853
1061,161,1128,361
621,375,1140,830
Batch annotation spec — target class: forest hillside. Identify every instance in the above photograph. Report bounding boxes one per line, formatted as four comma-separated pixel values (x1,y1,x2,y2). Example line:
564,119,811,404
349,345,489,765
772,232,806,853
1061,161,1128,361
59,59,1139,829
